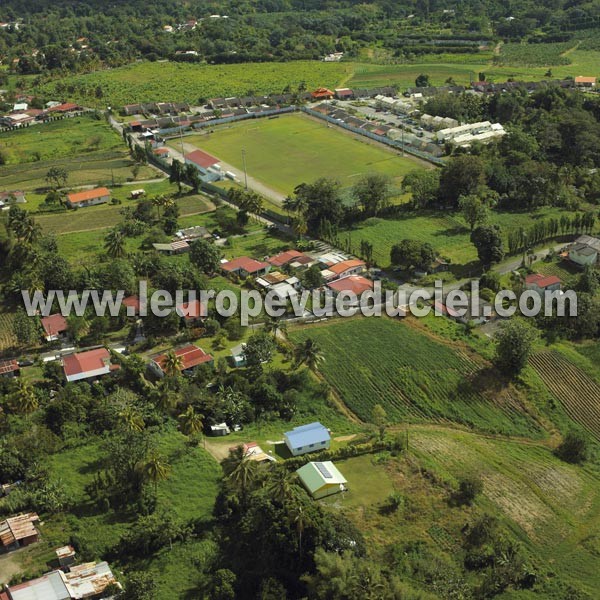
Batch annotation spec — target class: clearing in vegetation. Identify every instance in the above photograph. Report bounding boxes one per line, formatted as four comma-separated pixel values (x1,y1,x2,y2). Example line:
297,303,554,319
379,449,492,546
179,113,429,196
289,317,543,437
530,350,600,440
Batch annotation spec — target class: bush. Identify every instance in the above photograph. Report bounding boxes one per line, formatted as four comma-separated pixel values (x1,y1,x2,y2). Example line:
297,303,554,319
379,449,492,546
555,430,589,464
453,474,483,506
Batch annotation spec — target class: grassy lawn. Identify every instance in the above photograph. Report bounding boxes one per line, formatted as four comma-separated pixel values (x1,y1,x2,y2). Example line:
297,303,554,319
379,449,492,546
321,454,395,509
176,113,430,196
346,206,576,272
0,115,121,165
346,50,600,89
1,153,156,193
40,191,212,236
0,115,156,192
289,316,544,437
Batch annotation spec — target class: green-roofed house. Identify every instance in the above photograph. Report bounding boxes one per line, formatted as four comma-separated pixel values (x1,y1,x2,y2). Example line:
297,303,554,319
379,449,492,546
296,461,347,500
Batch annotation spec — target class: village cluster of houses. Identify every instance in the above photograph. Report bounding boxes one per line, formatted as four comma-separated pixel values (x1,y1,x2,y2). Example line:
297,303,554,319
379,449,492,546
0,514,119,599
311,101,444,157
229,421,346,499
0,100,82,128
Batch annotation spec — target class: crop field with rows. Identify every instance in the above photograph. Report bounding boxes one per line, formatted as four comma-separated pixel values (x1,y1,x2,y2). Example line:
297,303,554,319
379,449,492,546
494,42,576,67
35,61,351,109
290,317,543,436
530,350,600,440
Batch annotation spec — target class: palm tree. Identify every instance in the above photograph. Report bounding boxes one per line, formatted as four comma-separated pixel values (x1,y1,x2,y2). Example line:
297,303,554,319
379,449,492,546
10,379,38,415
118,405,145,432
288,501,309,555
152,382,179,413
139,452,170,493
223,445,259,502
291,215,307,240
151,194,171,219
178,405,204,438
294,338,323,371
263,315,286,339
265,466,297,507
104,228,126,259
162,350,183,378
20,218,42,245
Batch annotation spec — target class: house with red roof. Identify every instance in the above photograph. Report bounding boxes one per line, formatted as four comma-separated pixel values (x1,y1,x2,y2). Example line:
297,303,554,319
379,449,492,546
327,275,373,297
176,299,207,323
267,249,305,268
41,313,68,342
184,149,222,182
62,348,119,383
122,295,142,316
525,273,562,295
153,147,170,159
221,256,271,278
574,76,596,88
46,102,81,113
311,87,334,100
322,259,366,281
66,187,110,209
0,359,20,378
150,344,213,378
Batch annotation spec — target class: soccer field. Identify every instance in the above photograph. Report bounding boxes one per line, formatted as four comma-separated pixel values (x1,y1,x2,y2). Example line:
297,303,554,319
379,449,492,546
180,113,430,195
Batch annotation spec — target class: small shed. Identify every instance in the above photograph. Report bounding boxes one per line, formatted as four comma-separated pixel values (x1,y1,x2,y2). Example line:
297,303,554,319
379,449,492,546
55,545,76,568
210,423,230,437
296,461,347,500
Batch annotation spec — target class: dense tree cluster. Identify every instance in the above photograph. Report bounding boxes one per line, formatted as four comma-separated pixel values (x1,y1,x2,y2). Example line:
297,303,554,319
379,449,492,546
2,0,600,76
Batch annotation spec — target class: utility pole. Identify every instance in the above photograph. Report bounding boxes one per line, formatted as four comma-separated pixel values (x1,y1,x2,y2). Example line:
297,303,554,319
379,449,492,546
179,125,185,158
242,148,248,190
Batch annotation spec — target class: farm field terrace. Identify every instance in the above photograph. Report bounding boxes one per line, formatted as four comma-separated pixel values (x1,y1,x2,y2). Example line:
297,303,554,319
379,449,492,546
0,114,156,191
178,113,430,196
289,317,544,437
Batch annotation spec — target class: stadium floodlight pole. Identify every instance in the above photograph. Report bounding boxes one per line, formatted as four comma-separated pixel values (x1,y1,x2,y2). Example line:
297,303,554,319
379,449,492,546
242,148,248,190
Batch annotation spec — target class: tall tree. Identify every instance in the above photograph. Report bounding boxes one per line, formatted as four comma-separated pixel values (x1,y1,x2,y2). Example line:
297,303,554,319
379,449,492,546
178,405,204,438
294,338,323,371
189,239,221,274
459,194,488,231
9,379,38,415
353,173,392,217
471,224,504,267
104,227,126,258
494,319,538,376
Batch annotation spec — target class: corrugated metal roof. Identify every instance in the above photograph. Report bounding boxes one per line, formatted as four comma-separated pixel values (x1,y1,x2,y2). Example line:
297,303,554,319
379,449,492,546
284,422,330,449
296,461,347,494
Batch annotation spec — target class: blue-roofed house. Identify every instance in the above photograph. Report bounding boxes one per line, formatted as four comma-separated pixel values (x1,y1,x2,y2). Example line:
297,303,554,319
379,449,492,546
284,422,330,456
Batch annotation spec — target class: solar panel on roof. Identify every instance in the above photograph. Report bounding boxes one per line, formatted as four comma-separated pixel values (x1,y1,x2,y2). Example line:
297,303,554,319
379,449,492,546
315,463,332,479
